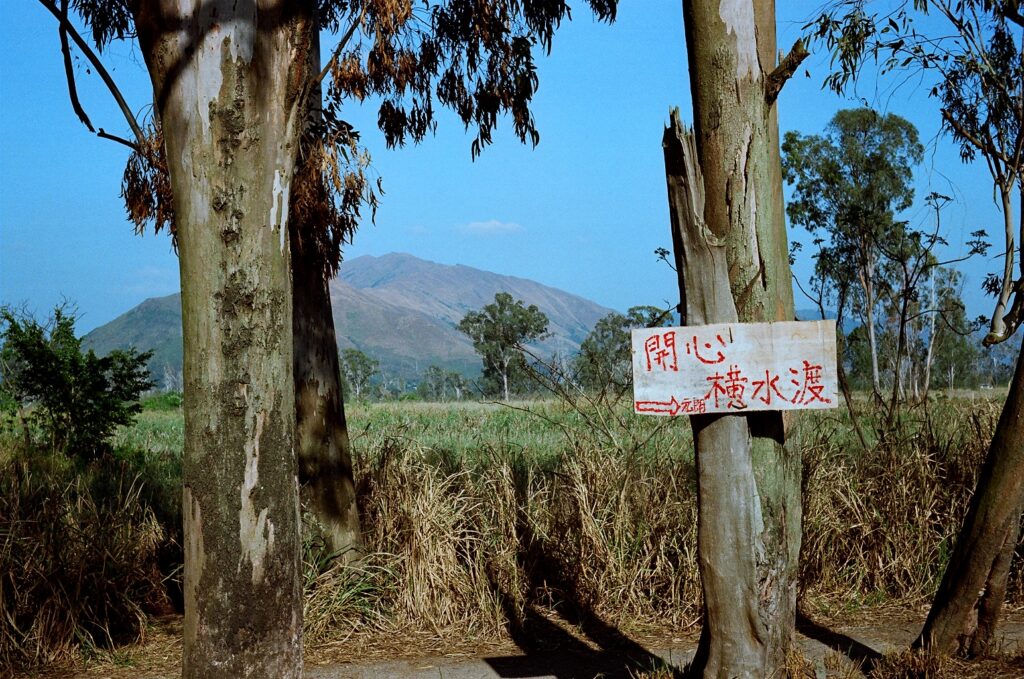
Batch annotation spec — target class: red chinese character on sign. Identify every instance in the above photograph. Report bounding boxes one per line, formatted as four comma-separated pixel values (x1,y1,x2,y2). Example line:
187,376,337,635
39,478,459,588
706,364,748,409
751,370,790,406
789,360,832,405
685,333,729,364
705,371,727,408
644,331,678,372
724,365,748,409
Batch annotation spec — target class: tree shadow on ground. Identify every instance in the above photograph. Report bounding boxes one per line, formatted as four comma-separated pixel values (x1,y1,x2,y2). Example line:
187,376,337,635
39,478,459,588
482,468,686,679
483,574,686,679
797,611,881,672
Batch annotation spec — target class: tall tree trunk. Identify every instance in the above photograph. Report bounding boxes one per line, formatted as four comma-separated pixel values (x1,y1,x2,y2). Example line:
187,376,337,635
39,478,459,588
864,258,882,398
502,358,510,402
671,1,801,673
916,345,1024,655
290,23,362,561
292,233,362,560
665,113,764,676
923,267,937,398
134,3,311,676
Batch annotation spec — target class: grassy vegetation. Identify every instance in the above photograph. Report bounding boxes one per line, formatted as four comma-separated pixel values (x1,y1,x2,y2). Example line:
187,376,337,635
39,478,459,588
2,394,1022,674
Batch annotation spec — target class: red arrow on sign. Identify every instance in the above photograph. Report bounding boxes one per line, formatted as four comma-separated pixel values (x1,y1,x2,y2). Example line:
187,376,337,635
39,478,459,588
634,396,683,416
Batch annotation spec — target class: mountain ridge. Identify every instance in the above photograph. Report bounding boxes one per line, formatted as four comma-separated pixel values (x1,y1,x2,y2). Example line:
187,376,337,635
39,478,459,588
83,253,615,386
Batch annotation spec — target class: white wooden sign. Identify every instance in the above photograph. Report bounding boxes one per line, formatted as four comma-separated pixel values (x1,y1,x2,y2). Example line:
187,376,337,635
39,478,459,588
631,320,839,416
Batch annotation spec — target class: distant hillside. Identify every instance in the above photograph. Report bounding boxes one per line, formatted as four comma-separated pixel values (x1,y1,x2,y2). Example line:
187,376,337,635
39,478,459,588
83,253,614,386
83,294,184,380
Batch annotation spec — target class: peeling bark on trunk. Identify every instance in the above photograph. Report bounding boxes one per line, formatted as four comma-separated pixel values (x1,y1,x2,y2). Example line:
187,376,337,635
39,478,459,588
916,346,1024,656
669,2,798,672
292,229,362,560
133,2,311,676
665,112,765,676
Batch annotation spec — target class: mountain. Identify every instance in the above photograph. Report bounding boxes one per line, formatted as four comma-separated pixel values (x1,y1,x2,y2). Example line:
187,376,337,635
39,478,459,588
83,253,614,385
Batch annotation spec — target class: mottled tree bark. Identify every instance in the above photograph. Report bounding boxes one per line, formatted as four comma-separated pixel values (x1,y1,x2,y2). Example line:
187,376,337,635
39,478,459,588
290,23,362,561
292,223,362,560
916,346,1024,656
133,2,311,676
671,0,800,675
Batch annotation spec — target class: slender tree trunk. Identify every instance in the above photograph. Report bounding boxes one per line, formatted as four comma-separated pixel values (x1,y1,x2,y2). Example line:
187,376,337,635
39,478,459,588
292,232,362,560
134,3,311,676
290,24,362,561
924,268,937,398
502,358,510,402
864,258,882,398
670,1,800,673
889,292,911,421
916,345,1024,655
837,347,870,452
988,186,1017,341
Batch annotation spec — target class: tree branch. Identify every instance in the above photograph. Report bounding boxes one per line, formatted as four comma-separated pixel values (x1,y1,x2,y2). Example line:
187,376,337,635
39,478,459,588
315,6,367,88
765,39,809,105
1004,1,1024,28
58,0,94,133
983,279,1024,345
97,128,140,150
940,109,1012,166
37,0,145,149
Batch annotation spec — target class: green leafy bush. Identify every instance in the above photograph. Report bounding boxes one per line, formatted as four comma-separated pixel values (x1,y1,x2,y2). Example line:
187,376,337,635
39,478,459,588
141,391,183,411
0,306,153,460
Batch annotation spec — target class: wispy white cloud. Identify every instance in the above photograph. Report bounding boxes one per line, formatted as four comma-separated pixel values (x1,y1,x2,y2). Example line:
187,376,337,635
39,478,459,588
459,219,523,236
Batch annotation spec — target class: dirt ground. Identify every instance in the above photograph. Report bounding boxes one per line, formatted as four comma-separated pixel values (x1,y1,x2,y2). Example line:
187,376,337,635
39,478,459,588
17,608,1024,679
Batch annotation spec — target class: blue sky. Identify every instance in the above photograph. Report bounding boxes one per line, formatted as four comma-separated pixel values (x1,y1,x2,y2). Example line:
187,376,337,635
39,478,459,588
0,2,1010,333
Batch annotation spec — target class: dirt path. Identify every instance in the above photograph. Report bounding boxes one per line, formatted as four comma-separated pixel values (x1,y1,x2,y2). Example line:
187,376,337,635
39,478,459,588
21,612,1024,678
304,618,1024,679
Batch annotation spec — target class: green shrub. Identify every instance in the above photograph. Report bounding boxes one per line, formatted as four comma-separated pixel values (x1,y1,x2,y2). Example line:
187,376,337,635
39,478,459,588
141,391,183,411
0,306,153,461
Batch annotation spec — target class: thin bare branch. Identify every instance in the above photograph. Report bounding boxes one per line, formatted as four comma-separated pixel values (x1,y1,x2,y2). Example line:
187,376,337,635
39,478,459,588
37,0,145,148
97,128,139,150
58,0,94,133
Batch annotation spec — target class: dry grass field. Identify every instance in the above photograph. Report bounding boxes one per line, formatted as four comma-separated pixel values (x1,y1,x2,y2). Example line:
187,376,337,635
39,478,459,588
3,393,1023,676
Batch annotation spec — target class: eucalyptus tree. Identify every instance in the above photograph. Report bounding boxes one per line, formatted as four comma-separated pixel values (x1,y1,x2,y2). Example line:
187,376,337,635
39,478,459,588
38,1,617,676
458,292,549,401
664,0,806,674
575,305,671,391
783,108,923,400
340,348,378,400
811,0,1024,658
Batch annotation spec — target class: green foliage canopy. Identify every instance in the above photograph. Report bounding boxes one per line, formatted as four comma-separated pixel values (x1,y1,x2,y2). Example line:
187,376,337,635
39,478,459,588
0,306,153,460
575,305,672,391
457,292,548,400
808,1,1023,343
340,348,379,400
783,107,923,269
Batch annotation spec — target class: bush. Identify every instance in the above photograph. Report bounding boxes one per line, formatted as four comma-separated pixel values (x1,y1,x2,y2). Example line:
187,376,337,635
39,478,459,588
0,306,153,461
141,391,183,411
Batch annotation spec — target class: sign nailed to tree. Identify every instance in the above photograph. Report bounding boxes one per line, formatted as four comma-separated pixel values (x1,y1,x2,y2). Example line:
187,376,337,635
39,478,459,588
631,320,839,416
